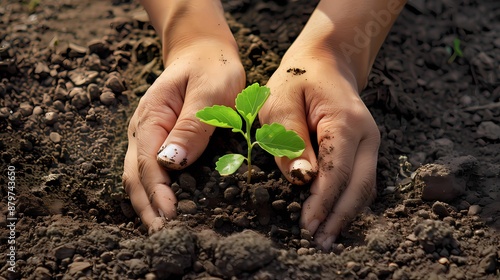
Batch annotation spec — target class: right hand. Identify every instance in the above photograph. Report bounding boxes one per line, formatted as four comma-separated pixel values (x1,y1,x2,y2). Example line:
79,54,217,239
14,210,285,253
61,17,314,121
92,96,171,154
122,39,245,232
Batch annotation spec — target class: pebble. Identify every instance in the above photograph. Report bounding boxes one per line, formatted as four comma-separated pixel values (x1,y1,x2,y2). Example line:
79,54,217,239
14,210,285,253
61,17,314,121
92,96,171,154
105,73,126,93
68,261,92,275
54,244,75,260
271,199,287,211
179,173,197,193
87,83,101,100
34,267,51,280
177,199,197,214
224,186,239,201
100,252,113,263
297,247,309,255
49,132,61,143
44,112,59,125
32,106,43,115
476,121,500,140
19,102,33,116
100,89,116,105
252,186,269,204
70,87,90,109
467,205,482,216
287,202,302,213
431,201,450,218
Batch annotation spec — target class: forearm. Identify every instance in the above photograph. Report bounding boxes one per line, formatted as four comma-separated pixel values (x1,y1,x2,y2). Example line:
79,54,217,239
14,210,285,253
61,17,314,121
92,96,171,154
140,0,237,63
289,0,406,90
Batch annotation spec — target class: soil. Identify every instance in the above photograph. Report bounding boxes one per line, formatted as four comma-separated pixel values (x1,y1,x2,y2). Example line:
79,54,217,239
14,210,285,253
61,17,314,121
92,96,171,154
0,0,499,279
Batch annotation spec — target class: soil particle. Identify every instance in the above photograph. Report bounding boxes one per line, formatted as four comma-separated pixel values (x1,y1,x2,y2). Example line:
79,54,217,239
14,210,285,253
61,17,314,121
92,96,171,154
214,230,277,276
178,199,198,215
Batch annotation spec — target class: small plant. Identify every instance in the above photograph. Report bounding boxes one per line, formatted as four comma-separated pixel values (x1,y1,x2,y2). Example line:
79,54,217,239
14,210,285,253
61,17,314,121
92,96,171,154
196,83,305,183
447,38,464,64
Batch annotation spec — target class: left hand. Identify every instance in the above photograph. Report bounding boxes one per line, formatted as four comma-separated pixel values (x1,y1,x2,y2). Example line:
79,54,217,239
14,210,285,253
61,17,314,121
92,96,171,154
259,47,381,250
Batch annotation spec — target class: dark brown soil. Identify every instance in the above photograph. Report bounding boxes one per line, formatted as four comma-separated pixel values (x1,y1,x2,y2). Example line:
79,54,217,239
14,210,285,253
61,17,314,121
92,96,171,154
0,0,499,279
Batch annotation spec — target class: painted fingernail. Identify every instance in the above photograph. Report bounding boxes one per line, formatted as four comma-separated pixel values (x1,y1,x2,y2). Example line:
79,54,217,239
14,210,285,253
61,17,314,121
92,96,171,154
157,144,187,169
321,235,336,251
306,219,320,234
289,159,316,185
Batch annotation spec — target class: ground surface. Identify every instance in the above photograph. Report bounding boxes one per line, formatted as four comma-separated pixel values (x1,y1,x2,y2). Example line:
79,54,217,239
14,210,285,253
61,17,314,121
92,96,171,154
0,0,499,279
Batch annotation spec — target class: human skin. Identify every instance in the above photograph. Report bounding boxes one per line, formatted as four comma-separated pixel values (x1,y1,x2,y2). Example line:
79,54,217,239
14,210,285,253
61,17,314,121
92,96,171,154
123,0,406,249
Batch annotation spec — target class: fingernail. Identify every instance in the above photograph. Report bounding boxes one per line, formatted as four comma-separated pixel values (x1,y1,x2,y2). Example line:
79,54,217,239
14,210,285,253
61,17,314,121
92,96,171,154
157,144,187,169
321,235,336,251
289,159,315,185
306,219,320,234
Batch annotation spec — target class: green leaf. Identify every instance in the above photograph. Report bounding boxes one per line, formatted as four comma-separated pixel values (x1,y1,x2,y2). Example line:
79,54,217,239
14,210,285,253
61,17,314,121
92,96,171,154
235,83,270,125
255,123,305,159
453,38,463,57
215,154,245,176
196,105,242,130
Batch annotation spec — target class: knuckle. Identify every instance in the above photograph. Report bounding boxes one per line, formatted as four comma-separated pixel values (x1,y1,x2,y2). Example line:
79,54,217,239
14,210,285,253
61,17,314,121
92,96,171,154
121,171,134,195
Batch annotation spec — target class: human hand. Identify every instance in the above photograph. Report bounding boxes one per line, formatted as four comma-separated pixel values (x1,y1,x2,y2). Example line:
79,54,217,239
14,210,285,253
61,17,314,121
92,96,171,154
260,47,380,250
122,40,245,232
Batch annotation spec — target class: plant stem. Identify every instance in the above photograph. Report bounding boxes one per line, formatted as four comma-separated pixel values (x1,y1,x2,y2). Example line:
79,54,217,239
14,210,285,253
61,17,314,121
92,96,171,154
245,118,253,184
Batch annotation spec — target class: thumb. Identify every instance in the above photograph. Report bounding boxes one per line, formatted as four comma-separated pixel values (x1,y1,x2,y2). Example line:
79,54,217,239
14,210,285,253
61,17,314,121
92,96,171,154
259,86,318,185
157,93,216,170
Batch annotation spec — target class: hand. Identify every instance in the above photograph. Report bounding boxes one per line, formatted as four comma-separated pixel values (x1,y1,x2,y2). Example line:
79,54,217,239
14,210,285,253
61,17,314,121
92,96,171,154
122,40,245,233
260,47,381,250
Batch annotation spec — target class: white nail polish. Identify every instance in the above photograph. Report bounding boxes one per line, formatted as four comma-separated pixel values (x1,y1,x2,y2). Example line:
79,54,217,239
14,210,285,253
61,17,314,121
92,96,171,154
157,144,187,168
290,159,315,184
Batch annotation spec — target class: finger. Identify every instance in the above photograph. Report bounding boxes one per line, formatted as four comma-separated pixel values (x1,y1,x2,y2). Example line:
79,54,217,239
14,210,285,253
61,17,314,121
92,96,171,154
300,113,362,235
260,85,318,185
134,92,179,219
313,133,379,250
157,81,244,170
123,116,177,228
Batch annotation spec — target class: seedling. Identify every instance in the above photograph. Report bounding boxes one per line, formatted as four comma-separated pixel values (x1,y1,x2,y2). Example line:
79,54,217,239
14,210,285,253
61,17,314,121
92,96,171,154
196,83,305,183
447,38,464,64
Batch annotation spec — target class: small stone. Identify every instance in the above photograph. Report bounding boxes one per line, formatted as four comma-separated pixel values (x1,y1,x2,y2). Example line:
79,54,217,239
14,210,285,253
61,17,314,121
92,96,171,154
54,84,69,101
179,173,197,193
346,261,361,271
468,205,482,216
287,202,302,213
100,252,113,263
105,73,126,93
70,87,89,109
476,121,500,140
68,69,98,86
49,132,61,143
100,89,116,106
44,112,59,125
272,199,287,211
34,267,51,280
297,247,309,255
87,83,101,101
68,261,92,275
19,102,33,116
54,244,75,260
224,186,239,201
252,186,269,204
68,42,88,57
88,39,110,57
432,201,450,218
300,229,313,241
438,257,449,265
177,200,197,214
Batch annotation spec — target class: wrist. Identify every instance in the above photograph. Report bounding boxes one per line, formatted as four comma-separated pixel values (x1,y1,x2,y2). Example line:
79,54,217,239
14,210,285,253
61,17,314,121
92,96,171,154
289,0,406,90
141,0,237,64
